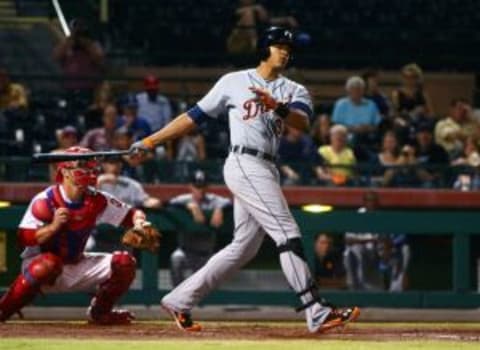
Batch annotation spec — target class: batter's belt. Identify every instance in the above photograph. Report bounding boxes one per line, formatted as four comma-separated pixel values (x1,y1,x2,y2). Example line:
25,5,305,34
229,145,276,163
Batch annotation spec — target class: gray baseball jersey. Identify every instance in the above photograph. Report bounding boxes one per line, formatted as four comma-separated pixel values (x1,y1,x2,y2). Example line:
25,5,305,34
169,192,231,253
169,193,231,211
163,68,332,332
98,176,149,207
187,69,313,155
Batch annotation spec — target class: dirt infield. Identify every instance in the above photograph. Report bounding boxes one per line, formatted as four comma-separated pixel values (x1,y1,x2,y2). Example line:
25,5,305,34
0,321,479,342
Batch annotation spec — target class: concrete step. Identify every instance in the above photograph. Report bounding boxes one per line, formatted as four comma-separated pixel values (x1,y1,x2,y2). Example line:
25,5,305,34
0,8,16,16
0,3,15,10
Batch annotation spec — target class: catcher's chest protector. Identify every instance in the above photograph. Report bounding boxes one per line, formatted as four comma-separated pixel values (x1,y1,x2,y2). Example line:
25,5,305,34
41,185,108,263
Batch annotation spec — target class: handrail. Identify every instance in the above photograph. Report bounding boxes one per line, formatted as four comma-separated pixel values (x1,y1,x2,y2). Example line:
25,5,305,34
0,157,476,188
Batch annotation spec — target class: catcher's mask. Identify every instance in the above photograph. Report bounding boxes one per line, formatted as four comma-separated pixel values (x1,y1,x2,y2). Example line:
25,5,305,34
55,147,100,187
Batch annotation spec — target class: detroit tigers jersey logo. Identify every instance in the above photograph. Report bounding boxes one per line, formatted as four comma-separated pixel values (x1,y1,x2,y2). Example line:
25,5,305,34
242,98,267,120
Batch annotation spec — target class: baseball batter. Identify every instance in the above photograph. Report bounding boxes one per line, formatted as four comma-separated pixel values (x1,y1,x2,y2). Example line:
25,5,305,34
132,27,359,333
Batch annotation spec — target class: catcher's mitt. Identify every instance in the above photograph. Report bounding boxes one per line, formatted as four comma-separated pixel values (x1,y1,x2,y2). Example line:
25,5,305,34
122,222,161,252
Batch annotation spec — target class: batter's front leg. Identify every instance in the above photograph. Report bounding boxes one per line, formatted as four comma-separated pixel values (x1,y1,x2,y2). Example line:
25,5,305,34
225,156,332,332
162,199,265,312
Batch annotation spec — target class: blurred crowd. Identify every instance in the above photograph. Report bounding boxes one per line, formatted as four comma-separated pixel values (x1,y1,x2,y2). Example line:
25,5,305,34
1,17,479,190
278,64,480,190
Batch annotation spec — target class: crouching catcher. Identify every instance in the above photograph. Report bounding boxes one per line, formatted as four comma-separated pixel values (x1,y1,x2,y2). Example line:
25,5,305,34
0,147,160,324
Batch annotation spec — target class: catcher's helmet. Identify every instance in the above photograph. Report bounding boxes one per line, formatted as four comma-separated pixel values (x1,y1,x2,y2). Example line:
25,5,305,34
257,26,294,61
55,146,99,187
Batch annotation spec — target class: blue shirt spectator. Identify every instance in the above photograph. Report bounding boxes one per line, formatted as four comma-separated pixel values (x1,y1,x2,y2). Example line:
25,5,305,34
279,127,317,163
332,97,381,128
136,75,173,131
332,76,381,129
119,115,151,141
278,125,317,185
118,93,152,141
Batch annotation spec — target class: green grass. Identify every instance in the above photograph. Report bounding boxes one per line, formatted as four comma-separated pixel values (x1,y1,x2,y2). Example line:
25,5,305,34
1,339,479,350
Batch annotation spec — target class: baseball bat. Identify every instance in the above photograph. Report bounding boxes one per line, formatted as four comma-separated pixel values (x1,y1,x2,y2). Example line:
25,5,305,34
52,0,71,37
32,150,132,163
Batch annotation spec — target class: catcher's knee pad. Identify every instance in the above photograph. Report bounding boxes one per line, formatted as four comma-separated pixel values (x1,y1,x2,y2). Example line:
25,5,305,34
26,253,63,286
111,251,136,283
277,237,306,262
0,253,62,321
91,252,136,316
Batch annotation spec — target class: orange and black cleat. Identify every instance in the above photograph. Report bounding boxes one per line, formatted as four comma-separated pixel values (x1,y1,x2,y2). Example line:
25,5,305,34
316,306,360,333
162,303,202,332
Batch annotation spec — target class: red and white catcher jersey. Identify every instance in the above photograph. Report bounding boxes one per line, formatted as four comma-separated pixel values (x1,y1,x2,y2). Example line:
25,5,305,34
18,185,131,263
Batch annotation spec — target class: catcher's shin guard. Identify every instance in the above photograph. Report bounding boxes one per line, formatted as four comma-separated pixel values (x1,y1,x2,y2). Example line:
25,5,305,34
88,251,136,324
0,253,63,321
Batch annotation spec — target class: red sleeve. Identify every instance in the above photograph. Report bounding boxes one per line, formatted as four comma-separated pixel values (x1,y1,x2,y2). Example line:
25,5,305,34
17,228,38,247
120,208,135,228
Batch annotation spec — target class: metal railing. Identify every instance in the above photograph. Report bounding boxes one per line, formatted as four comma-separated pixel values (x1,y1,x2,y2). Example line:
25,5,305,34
0,157,478,190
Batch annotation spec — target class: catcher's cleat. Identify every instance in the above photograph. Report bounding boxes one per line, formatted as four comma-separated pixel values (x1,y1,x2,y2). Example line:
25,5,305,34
87,308,135,325
162,303,202,332
315,306,360,333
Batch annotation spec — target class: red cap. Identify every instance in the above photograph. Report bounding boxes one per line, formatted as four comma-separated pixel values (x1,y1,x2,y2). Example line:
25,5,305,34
144,75,159,90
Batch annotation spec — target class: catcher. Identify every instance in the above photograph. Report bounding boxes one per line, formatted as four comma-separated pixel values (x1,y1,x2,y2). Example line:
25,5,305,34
0,147,160,324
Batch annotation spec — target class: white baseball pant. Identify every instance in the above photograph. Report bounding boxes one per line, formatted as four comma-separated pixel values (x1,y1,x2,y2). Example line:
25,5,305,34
162,153,331,331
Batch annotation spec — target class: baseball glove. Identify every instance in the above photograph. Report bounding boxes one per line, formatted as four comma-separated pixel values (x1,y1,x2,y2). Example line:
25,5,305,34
121,222,161,253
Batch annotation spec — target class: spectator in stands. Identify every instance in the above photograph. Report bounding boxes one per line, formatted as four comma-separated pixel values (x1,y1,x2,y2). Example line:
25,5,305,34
48,126,79,182
311,113,331,147
314,233,345,289
368,131,401,185
136,75,173,132
452,136,480,191
315,125,357,186
383,144,433,187
85,81,115,129
97,158,162,208
53,19,105,95
80,103,118,151
362,69,390,118
111,126,145,176
168,170,231,287
0,68,28,111
375,131,400,166
119,94,152,141
332,76,381,145
391,63,434,121
343,191,382,291
227,0,298,54
173,128,207,181
175,129,207,162
112,126,133,151
451,136,480,167
278,125,317,185
414,122,449,183
435,99,478,159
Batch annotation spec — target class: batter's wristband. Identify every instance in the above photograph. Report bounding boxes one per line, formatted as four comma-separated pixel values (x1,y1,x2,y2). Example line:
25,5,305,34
274,103,290,119
142,137,156,149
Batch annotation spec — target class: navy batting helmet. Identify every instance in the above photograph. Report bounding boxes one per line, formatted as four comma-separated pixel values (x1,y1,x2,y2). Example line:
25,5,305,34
257,27,295,61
